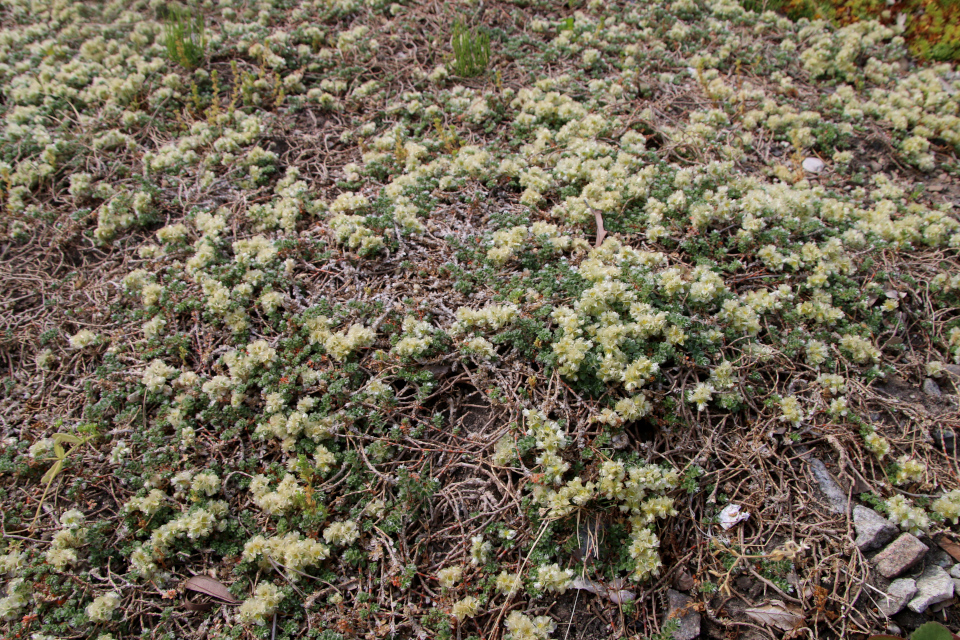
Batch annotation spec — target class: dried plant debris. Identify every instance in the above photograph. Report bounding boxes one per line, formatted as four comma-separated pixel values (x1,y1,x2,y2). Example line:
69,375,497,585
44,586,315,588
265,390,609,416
1,0,960,639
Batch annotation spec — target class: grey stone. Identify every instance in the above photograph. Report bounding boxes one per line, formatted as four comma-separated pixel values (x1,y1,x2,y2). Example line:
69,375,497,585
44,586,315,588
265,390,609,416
925,546,955,568
923,378,942,397
907,565,954,613
854,505,898,551
872,534,929,578
950,564,960,579
809,458,848,513
953,578,960,594
802,157,825,173
665,589,701,640
878,578,916,617
932,428,956,455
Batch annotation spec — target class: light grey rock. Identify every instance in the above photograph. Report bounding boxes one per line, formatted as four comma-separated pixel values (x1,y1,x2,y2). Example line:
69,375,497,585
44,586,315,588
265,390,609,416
953,578,960,594
872,534,929,578
950,564,960,579
809,458,848,513
802,157,825,173
878,578,916,617
665,589,701,640
923,378,942,397
854,505,898,551
907,565,954,613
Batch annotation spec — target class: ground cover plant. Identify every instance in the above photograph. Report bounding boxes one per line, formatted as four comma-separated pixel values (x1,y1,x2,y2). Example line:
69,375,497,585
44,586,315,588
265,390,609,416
1,0,960,639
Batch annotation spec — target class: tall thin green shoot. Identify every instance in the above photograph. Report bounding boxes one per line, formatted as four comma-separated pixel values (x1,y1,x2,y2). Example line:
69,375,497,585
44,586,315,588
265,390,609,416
450,22,490,78
164,6,206,70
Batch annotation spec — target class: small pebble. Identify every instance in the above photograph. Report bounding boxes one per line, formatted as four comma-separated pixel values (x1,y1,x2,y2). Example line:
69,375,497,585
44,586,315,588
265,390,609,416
802,157,825,173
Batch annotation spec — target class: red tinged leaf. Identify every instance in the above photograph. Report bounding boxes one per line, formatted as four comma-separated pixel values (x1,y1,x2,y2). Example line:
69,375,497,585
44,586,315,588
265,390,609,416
936,535,960,563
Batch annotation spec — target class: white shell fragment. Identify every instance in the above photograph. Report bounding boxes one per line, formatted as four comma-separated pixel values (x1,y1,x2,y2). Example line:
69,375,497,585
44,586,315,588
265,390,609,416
718,504,751,530
802,157,826,173
572,576,636,604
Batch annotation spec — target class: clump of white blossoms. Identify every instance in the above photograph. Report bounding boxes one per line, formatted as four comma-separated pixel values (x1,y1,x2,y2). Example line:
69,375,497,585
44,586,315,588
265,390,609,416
242,532,330,577
68,329,98,349
0,578,29,621
392,316,437,358
779,396,804,427
839,334,881,364
687,382,715,411
495,571,522,596
885,495,930,534
932,489,960,524
534,564,573,593
863,430,891,459
250,474,302,515
461,336,497,360
237,582,285,625
323,520,360,547
45,509,86,570
451,303,519,335
437,565,462,589
86,591,121,622
505,611,556,640
305,317,376,361
892,456,925,485
469,535,492,566
451,596,481,620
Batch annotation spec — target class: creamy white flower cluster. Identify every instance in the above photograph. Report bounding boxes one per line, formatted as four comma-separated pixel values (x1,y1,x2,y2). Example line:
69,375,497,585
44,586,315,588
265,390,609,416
838,334,881,364
86,591,121,622
932,489,960,525
826,67,960,171
68,329,98,349
487,223,579,266
451,303,519,335
242,531,330,577
304,315,375,361
329,213,383,255
891,456,925,486
504,611,556,640
863,429,891,459
469,534,493,566
247,167,321,232
437,565,462,588
524,409,570,486
534,563,574,593
250,474,303,515
885,495,929,534
129,503,227,576
451,596,481,620
461,336,498,360
323,520,360,547
237,581,285,625
495,570,523,596
255,394,337,451
94,190,152,243
145,113,265,174
392,316,437,358
598,460,679,580
0,577,28,621
45,509,86,570
799,20,899,81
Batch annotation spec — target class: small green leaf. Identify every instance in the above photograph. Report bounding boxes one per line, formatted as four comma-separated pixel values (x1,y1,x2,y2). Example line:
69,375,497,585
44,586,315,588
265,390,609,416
53,442,65,459
911,622,954,640
41,460,64,485
53,433,82,445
